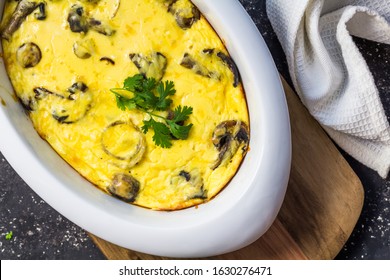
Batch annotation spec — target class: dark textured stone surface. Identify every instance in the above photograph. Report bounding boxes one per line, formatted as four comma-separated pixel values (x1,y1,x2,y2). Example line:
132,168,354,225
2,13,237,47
335,37,390,260
0,154,105,260
0,0,389,260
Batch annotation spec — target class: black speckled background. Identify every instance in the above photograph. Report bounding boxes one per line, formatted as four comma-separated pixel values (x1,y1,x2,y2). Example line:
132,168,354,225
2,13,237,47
0,0,389,260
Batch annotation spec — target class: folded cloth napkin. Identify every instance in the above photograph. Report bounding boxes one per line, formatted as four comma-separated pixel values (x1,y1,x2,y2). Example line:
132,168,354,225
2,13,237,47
266,0,390,178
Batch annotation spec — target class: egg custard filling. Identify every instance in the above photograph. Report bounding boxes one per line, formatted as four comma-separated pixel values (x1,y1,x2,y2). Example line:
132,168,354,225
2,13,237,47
1,0,250,210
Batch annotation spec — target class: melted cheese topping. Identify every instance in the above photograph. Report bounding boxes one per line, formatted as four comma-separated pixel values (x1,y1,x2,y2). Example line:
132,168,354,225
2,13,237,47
1,0,249,210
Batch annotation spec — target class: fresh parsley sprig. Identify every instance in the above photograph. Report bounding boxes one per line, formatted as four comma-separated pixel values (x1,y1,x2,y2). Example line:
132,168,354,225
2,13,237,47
110,74,193,148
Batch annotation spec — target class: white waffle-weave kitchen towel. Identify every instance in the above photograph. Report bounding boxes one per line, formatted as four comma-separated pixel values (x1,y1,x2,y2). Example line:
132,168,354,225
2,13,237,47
266,0,390,178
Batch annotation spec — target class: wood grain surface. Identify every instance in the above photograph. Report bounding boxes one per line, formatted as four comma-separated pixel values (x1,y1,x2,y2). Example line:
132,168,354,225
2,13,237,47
89,77,364,260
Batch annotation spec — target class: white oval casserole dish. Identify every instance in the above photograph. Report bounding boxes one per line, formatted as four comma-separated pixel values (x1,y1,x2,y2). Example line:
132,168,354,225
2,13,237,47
0,0,291,258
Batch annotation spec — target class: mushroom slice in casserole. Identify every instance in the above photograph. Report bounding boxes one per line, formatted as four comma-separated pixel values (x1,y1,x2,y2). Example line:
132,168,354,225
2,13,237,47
167,0,201,29
67,4,115,36
101,121,146,169
33,83,93,124
73,39,95,59
108,174,140,203
1,0,250,210
16,42,42,68
211,120,249,170
130,52,168,81
1,0,37,40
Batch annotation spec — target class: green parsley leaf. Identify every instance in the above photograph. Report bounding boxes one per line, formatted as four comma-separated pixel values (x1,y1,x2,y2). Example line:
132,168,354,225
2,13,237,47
168,121,193,140
5,231,13,240
123,74,144,92
141,77,158,93
142,118,173,148
112,92,136,111
134,90,159,111
155,80,175,111
110,75,193,148
171,105,193,123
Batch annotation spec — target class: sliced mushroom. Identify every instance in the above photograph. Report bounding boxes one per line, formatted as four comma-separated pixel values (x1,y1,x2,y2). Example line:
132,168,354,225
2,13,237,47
180,50,240,86
1,0,37,40
202,48,215,55
168,0,200,29
34,82,88,100
217,52,241,87
67,5,115,36
100,57,115,65
211,120,249,170
157,0,176,5
34,2,46,20
16,42,42,68
130,52,167,81
180,53,220,80
68,82,88,93
19,96,38,112
101,121,146,169
51,97,92,124
67,4,88,33
179,170,191,181
171,169,207,200
33,82,92,124
88,18,115,36
52,112,71,123
79,0,101,4
107,174,140,203
191,187,208,200
34,86,63,100
73,38,95,59
111,0,121,18
67,81,88,100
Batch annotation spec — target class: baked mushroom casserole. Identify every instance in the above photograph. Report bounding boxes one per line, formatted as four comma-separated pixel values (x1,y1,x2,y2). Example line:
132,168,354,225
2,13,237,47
1,0,250,210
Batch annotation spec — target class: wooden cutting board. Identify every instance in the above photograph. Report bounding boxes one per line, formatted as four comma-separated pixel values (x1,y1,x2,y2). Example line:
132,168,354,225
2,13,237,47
88,77,364,260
